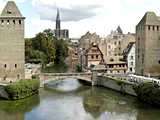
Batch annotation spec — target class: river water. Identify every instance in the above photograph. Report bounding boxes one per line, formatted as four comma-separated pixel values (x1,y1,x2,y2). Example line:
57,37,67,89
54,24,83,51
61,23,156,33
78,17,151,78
0,78,160,120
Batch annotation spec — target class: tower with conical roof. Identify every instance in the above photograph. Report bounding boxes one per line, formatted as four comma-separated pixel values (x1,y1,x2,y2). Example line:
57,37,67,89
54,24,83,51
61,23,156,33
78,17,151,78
0,1,25,82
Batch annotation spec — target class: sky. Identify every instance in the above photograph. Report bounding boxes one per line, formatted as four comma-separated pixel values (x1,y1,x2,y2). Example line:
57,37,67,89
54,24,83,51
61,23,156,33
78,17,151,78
0,0,160,38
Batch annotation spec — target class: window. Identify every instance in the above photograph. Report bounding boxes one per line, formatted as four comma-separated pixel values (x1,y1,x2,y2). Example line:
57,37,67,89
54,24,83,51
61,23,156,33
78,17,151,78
108,45,111,49
3,75,7,81
19,20,21,24
91,55,94,59
153,26,155,31
110,58,114,61
131,62,133,65
1,20,4,25
17,74,20,79
114,42,117,45
148,25,150,30
13,20,15,24
7,20,9,25
157,26,159,31
4,64,7,68
96,55,98,59
15,64,17,68
158,60,160,64
130,67,133,72
131,56,133,60
118,41,121,45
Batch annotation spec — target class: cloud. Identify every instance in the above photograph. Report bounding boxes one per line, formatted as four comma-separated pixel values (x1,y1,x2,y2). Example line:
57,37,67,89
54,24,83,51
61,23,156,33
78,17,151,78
32,0,103,21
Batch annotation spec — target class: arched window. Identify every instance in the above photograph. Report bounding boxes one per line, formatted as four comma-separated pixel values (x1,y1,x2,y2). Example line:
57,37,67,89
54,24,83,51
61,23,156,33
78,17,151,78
19,20,21,24
13,20,15,24
4,64,7,68
7,20,10,25
15,64,17,68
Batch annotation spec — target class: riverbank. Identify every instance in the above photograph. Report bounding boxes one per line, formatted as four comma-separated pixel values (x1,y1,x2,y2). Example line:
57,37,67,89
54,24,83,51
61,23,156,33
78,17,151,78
0,79,40,100
96,75,137,96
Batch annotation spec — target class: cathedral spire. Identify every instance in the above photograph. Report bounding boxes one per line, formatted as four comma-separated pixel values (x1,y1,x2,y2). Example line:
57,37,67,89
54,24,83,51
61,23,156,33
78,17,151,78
56,8,61,30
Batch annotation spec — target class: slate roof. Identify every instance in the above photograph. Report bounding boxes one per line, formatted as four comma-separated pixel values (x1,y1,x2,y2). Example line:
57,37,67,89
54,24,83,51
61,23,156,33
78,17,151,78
137,11,160,26
1,1,23,17
123,42,135,60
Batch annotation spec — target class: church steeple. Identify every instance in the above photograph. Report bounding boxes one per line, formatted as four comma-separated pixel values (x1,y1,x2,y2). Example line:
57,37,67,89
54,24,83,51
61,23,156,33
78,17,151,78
56,8,61,30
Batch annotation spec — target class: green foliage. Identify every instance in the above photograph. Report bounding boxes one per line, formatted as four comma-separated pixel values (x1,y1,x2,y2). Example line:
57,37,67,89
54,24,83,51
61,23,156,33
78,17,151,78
116,80,124,86
5,79,40,100
76,64,82,72
25,29,69,70
54,39,68,64
0,95,40,113
133,82,160,106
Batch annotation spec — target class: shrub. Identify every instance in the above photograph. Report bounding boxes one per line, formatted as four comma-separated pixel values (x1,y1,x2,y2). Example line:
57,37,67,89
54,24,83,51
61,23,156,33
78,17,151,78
133,82,160,106
5,79,40,100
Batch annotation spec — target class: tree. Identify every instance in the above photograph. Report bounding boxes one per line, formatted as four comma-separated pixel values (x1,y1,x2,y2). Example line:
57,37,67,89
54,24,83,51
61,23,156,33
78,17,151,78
25,29,69,70
54,39,68,64
76,64,82,72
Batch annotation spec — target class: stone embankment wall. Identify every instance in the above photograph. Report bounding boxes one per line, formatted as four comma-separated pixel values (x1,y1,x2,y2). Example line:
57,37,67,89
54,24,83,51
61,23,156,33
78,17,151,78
96,76,137,96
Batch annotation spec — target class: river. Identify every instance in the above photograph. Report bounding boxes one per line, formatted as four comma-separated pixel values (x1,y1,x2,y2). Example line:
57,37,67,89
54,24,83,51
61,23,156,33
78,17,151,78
0,78,159,120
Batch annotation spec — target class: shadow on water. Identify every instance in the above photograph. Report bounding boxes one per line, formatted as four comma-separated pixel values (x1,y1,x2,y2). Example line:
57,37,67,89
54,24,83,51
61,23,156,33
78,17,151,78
0,94,40,120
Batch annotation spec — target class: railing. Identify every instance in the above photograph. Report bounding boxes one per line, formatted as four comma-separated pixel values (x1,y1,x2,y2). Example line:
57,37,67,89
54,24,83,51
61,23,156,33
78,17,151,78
99,73,160,85
42,72,92,76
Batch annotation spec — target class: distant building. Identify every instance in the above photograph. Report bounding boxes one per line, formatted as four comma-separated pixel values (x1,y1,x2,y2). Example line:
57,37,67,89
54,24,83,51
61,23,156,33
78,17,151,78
0,1,25,82
84,43,105,68
106,61,127,74
123,42,135,74
136,12,160,77
79,31,101,50
100,26,135,64
67,46,79,72
54,9,69,40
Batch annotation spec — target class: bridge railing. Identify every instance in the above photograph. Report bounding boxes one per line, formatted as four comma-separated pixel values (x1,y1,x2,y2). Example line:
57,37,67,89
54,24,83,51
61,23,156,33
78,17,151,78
100,73,160,85
42,72,92,76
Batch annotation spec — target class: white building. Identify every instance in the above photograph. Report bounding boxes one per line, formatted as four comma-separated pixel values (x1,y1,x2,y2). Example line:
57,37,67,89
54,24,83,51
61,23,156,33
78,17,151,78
123,42,135,74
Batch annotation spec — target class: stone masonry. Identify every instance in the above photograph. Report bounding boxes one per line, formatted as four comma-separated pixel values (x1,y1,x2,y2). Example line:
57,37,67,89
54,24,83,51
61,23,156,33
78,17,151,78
0,1,25,82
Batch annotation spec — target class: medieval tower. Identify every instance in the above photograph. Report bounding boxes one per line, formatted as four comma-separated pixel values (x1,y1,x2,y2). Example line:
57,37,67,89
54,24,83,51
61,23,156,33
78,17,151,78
0,1,25,82
136,12,160,77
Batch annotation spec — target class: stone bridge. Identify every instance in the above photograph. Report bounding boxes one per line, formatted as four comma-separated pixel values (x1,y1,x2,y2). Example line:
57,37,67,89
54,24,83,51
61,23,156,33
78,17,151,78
39,72,93,87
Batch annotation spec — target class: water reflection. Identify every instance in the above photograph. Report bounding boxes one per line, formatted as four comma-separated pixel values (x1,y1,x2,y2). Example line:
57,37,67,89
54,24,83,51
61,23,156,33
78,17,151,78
0,95,40,120
44,78,82,92
82,88,137,120
0,78,159,120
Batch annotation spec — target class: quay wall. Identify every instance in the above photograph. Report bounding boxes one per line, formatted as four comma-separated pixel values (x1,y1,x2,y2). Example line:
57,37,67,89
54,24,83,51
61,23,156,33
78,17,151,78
96,76,137,96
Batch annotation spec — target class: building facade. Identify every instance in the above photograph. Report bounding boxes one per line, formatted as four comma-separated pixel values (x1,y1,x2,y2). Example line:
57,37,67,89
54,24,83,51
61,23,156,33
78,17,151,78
0,1,25,82
123,42,135,74
85,43,104,68
54,9,69,40
136,12,160,76
79,31,101,50
106,61,127,74
100,26,135,64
